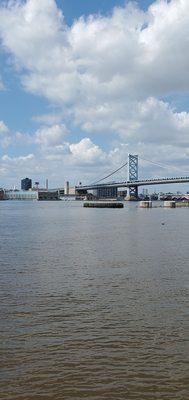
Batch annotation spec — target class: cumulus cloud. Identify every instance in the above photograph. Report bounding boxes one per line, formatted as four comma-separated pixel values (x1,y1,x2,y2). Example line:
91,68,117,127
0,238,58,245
69,138,106,165
34,132,107,166
1,0,189,103
0,137,109,187
113,97,189,147
0,0,189,183
35,124,68,146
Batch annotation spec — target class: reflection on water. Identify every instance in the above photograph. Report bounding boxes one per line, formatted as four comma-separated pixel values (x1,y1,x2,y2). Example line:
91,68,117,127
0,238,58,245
0,201,188,399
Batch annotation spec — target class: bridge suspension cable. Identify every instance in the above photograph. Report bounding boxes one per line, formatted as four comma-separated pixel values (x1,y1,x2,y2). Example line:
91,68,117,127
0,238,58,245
92,161,128,185
140,157,189,174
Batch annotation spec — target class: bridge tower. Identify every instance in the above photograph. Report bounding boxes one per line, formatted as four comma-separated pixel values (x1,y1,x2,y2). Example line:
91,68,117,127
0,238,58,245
127,154,139,200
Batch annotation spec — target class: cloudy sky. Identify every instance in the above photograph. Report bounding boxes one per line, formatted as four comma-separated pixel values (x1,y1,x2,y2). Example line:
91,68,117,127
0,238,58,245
0,0,189,189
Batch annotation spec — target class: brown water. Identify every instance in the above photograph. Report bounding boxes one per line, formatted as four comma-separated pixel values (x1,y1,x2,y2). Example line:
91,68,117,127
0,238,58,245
0,201,188,400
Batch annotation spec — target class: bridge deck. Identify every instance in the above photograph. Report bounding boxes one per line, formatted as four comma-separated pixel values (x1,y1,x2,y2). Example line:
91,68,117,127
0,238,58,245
76,177,189,191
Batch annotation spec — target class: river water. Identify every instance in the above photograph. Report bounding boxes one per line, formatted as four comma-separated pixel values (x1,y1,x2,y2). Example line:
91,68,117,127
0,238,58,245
0,201,188,400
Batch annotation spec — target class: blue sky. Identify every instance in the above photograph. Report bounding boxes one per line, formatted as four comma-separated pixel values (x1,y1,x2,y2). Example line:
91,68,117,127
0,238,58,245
0,0,189,189
56,0,153,24
0,0,152,132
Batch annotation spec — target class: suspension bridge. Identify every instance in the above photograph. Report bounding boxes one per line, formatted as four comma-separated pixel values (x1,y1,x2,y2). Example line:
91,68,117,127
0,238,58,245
76,154,189,200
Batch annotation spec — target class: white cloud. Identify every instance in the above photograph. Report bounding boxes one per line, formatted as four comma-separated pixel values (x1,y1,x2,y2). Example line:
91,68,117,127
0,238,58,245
1,0,189,103
114,97,189,147
15,131,34,144
2,153,34,162
0,120,11,147
32,112,65,125
69,138,106,165
1,0,189,183
0,120,9,133
35,124,68,146
0,138,109,187
0,151,51,187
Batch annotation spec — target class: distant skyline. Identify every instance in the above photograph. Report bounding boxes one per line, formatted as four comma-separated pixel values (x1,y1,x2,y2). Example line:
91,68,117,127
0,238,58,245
1,0,189,190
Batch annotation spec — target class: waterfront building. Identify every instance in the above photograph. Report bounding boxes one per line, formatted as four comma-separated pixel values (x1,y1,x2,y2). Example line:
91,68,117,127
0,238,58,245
93,186,118,199
37,190,59,201
21,177,32,191
5,190,37,200
5,190,59,201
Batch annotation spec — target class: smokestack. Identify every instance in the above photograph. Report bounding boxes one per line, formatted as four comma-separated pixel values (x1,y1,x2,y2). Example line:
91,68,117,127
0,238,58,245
46,179,48,191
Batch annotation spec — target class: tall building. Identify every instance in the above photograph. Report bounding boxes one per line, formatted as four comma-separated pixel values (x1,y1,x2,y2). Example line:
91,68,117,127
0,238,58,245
21,177,32,191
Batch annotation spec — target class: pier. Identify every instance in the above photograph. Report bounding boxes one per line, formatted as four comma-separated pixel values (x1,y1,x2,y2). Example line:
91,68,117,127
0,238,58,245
83,201,124,208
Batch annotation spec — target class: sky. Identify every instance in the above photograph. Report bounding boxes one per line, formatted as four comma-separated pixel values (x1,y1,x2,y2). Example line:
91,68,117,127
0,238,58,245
0,0,189,190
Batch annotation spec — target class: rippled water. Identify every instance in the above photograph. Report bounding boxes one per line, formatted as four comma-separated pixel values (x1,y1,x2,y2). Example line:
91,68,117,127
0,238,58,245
0,201,188,400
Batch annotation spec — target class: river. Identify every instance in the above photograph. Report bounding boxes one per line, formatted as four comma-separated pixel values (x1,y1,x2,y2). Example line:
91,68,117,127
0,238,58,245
0,201,188,399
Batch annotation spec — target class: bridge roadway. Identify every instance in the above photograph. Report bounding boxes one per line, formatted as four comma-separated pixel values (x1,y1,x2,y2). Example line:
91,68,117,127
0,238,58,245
76,176,189,191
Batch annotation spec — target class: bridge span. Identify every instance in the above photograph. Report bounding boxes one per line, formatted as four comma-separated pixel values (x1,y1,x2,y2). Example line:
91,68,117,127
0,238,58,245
76,154,189,200
76,176,189,191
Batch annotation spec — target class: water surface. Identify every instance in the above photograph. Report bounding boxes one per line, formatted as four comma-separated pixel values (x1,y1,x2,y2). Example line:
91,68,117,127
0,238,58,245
0,201,188,399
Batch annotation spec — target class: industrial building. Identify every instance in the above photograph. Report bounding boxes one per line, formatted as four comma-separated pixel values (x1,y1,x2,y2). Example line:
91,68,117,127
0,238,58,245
21,177,32,191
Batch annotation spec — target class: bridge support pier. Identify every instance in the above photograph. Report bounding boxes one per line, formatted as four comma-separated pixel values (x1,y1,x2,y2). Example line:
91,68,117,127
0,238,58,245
126,186,138,201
